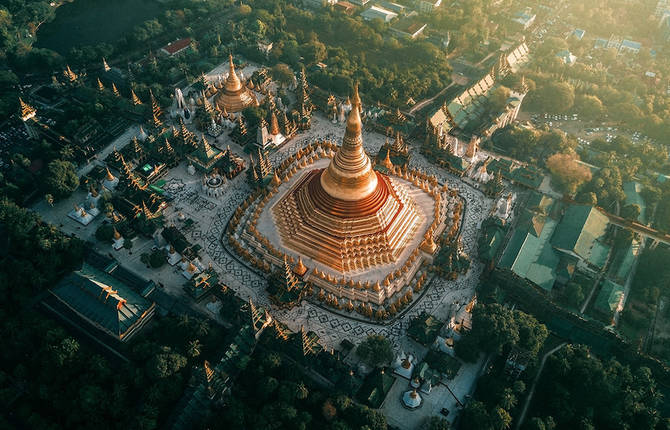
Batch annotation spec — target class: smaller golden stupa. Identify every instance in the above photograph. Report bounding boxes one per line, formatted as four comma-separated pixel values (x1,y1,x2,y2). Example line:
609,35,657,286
214,54,258,113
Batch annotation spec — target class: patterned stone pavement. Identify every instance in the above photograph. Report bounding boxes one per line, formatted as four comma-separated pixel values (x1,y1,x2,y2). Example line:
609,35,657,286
161,113,494,351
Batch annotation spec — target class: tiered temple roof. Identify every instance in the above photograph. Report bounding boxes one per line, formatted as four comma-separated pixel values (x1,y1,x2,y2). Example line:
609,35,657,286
214,54,258,113
187,134,223,172
273,85,423,272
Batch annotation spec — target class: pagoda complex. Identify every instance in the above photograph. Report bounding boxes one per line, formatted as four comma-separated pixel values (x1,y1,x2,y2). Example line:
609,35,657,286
214,54,258,113
272,86,423,273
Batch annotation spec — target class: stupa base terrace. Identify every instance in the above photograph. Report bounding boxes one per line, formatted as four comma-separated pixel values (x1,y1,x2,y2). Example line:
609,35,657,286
225,140,464,312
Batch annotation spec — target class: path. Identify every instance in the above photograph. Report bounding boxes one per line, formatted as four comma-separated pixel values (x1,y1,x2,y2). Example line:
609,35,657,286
408,82,456,115
515,342,566,430
613,240,644,325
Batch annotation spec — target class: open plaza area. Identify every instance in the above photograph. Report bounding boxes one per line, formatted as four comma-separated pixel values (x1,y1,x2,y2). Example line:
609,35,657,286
32,106,495,426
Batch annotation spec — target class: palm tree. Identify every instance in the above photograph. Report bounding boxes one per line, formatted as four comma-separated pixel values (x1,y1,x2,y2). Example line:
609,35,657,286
195,319,210,337
188,339,202,358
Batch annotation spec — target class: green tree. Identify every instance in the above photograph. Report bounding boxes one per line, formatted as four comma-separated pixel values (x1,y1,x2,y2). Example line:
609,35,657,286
461,400,490,430
423,416,450,430
491,407,512,430
562,281,585,308
43,160,79,199
95,224,115,242
187,339,201,358
356,335,393,368
147,347,187,379
621,204,641,221
574,94,603,119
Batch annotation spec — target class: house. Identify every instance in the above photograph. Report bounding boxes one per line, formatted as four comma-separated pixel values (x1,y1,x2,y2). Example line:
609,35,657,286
391,18,428,39
48,262,156,342
349,0,370,5
334,0,356,13
511,8,536,30
556,50,577,65
360,5,398,22
303,0,337,7
160,38,192,56
573,29,586,40
416,0,441,13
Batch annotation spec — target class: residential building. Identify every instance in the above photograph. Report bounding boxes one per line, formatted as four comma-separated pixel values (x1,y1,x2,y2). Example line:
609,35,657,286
160,38,192,56
511,8,536,30
349,0,370,5
360,5,398,21
391,18,428,39
416,0,441,13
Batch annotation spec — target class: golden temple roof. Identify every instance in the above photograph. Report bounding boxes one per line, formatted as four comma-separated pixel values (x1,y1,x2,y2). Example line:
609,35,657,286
18,97,36,121
293,256,308,276
225,54,242,93
320,84,378,201
214,54,257,113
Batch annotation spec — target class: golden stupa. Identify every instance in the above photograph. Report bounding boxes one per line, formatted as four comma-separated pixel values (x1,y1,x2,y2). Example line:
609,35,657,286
273,86,422,273
214,54,258,113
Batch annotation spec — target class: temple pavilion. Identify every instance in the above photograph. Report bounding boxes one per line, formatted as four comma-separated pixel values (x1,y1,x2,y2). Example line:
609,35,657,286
214,54,258,113
273,86,423,273
187,134,224,172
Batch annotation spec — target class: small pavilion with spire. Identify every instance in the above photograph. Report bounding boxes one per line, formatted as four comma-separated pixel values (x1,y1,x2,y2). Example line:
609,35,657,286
267,256,308,309
186,134,224,173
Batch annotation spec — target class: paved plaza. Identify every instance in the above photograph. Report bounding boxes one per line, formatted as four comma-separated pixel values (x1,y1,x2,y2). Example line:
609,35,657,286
34,112,495,428
34,113,494,350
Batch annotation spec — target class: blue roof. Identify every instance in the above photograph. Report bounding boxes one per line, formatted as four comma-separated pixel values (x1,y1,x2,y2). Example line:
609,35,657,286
594,38,608,49
621,39,641,50
573,29,585,40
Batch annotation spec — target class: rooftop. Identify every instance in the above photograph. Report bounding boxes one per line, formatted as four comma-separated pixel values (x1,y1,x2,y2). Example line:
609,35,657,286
161,38,192,55
551,205,610,268
50,263,155,341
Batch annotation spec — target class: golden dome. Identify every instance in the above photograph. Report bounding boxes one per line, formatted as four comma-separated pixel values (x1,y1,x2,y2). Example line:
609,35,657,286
224,54,242,93
272,83,422,273
214,53,257,113
319,85,378,201
293,256,308,276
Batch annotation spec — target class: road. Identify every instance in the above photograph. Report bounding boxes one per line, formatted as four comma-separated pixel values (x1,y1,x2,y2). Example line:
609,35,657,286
515,342,566,430
408,82,456,115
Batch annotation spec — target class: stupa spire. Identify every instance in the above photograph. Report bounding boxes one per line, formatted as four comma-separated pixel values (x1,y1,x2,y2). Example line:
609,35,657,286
320,82,378,201
225,53,242,92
